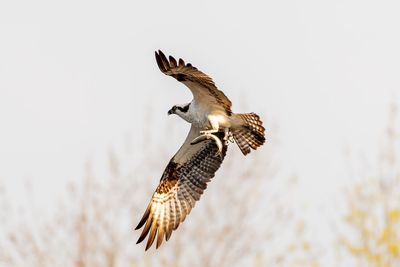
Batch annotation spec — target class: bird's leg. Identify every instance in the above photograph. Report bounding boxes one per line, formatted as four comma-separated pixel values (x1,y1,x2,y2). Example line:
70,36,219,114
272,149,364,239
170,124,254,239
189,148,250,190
199,129,219,135
200,116,220,136
221,128,234,145
228,131,234,143
223,128,229,140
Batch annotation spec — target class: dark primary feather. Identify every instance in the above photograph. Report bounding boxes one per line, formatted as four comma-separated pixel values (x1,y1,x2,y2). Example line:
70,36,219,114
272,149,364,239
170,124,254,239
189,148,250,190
154,50,232,115
135,131,228,250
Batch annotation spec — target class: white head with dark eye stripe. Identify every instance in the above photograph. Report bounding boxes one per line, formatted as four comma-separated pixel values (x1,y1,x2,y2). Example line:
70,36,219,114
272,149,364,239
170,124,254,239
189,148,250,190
168,103,191,120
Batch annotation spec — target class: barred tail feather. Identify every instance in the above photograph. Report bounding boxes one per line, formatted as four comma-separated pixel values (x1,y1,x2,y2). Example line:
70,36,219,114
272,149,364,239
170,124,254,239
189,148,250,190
232,113,265,155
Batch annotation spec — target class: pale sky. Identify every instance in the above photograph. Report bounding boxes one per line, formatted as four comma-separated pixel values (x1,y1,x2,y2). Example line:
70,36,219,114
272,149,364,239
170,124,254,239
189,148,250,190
1,0,400,262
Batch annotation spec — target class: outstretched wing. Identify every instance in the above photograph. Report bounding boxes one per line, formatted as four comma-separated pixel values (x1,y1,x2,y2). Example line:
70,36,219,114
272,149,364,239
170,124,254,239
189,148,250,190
135,126,228,250
155,50,232,115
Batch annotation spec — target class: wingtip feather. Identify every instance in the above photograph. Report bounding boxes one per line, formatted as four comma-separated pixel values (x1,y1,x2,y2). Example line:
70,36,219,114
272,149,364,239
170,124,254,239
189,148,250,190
145,223,158,250
169,55,177,68
155,51,166,72
156,227,164,249
158,50,170,70
165,230,172,241
135,204,151,230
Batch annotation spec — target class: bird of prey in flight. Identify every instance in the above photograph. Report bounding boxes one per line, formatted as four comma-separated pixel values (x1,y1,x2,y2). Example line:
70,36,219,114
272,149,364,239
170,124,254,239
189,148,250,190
136,50,265,250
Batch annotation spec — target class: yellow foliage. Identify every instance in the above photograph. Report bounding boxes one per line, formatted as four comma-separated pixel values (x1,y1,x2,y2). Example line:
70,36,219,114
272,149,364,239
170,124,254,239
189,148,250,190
341,105,400,267
344,241,367,256
379,228,390,244
368,253,381,263
345,208,368,223
342,183,400,266
389,209,400,222
388,243,399,256
302,241,310,251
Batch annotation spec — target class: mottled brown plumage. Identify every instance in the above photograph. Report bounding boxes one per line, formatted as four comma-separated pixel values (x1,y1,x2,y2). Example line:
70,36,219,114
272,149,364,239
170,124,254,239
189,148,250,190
232,113,265,155
155,50,232,115
136,51,266,251
136,127,227,250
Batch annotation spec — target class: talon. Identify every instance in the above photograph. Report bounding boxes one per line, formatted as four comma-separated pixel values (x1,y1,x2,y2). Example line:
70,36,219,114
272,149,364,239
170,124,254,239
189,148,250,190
223,128,230,142
200,129,218,135
223,128,229,140
228,132,234,143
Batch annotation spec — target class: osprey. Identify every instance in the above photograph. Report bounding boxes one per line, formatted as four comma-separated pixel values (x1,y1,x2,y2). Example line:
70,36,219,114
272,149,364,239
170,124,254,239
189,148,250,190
136,50,265,250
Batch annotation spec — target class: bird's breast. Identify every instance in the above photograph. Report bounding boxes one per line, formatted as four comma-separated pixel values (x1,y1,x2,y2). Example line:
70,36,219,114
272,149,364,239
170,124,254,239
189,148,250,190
187,102,211,128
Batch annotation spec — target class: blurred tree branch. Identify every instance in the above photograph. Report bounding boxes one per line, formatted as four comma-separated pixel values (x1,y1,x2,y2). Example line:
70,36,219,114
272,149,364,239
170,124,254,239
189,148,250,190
0,121,295,267
340,102,400,267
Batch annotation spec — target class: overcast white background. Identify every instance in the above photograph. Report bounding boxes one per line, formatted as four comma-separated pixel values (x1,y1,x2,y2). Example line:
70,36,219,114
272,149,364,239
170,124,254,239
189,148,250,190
1,0,399,263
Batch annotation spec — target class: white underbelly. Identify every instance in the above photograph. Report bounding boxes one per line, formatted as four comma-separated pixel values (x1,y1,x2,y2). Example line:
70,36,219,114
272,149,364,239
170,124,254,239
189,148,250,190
187,100,230,129
208,114,230,128
190,114,210,128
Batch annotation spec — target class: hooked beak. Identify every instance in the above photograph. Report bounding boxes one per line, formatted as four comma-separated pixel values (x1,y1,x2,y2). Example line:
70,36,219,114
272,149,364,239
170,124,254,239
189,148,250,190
168,109,174,115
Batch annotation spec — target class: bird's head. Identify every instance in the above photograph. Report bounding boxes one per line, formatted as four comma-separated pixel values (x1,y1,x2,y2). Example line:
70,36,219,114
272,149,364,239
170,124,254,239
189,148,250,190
168,103,190,116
